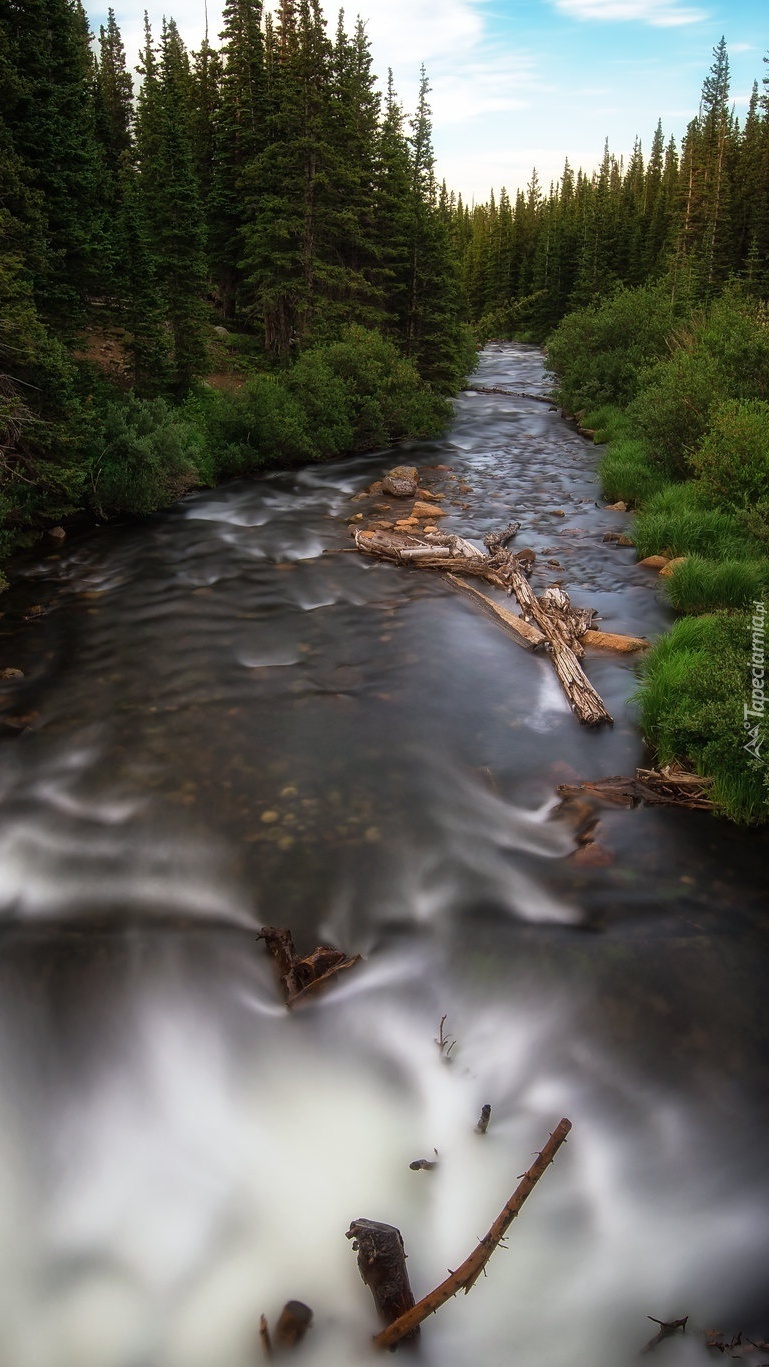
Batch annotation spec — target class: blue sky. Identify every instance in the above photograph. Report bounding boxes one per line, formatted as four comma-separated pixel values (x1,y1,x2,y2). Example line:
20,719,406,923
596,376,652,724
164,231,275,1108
88,0,768,201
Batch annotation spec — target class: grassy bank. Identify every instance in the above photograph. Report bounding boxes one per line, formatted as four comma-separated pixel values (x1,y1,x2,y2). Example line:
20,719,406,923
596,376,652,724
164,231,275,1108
547,285,769,823
1,324,456,579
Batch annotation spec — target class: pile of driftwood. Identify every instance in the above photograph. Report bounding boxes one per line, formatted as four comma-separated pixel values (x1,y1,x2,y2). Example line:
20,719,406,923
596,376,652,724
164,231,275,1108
557,763,716,812
353,507,648,728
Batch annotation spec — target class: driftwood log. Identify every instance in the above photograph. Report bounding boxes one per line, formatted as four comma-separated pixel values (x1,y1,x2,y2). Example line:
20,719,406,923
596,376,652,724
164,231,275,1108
346,1220,420,1344
557,764,715,811
466,385,557,406
349,1118,572,1351
259,926,361,1006
354,527,612,726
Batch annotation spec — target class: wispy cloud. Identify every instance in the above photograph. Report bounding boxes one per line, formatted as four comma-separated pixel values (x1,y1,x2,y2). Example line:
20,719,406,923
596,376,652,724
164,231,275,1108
551,0,707,26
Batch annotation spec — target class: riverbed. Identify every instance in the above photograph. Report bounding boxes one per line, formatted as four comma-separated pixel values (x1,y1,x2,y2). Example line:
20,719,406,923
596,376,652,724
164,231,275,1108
1,343,767,1367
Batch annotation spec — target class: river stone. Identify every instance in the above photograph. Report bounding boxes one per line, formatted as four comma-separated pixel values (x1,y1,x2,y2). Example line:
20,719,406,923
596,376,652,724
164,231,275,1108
659,556,687,577
382,465,418,498
0,668,24,680
638,554,669,569
412,500,448,519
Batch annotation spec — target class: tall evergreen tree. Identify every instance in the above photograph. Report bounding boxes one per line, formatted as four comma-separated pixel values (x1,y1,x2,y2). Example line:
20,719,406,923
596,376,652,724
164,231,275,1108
135,16,209,390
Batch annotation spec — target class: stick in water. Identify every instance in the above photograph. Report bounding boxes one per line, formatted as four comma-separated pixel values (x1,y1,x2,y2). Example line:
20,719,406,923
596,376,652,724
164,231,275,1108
372,1117,572,1350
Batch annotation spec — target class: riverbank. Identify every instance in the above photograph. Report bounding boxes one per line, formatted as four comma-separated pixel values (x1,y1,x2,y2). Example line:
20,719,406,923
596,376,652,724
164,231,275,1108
546,285,769,824
0,324,460,585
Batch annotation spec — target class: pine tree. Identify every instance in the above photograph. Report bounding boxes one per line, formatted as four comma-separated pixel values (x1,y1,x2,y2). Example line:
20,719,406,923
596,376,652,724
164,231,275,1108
2,0,109,326
208,0,265,318
135,16,209,390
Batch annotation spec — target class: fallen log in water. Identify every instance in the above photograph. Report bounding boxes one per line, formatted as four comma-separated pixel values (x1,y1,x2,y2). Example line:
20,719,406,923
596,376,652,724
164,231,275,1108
501,568,612,726
259,925,361,1006
556,764,715,811
351,1118,572,1351
466,385,557,405
353,527,612,726
581,628,650,653
446,574,546,650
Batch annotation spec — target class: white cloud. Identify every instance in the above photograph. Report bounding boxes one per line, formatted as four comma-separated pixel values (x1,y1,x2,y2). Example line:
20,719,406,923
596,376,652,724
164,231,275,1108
551,0,707,25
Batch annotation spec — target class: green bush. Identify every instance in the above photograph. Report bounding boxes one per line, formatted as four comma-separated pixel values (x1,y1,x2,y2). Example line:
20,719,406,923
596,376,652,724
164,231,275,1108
636,610,768,823
309,326,451,449
92,395,203,515
545,281,678,413
691,398,769,511
284,350,355,457
629,293,769,477
599,438,670,505
666,556,769,613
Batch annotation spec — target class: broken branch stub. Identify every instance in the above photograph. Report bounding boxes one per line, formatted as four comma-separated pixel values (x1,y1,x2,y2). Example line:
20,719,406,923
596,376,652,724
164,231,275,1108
369,1117,572,1351
475,1104,492,1135
259,926,361,1006
345,1219,420,1344
274,1301,313,1350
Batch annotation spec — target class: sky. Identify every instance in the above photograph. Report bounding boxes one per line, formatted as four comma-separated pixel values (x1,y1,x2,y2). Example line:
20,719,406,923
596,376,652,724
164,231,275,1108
87,0,768,203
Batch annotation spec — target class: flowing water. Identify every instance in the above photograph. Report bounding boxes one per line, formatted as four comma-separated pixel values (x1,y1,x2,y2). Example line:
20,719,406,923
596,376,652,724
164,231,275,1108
1,343,767,1367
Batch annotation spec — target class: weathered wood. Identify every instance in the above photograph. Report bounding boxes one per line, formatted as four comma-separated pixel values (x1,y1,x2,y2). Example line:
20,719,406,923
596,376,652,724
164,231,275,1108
259,926,361,1006
502,566,612,726
274,1301,313,1350
556,764,715,811
346,1220,419,1344
483,522,521,553
642,1316,688,1354
475,1104,492,1135
466,385,557,405
259,1313,273,1357
353,525,613,727
371,1118,572,1351
580,628,650,653
446,575,546,650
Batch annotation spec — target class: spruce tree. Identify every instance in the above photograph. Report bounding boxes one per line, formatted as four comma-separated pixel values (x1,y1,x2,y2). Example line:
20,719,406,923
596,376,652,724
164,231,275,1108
135,16,209,391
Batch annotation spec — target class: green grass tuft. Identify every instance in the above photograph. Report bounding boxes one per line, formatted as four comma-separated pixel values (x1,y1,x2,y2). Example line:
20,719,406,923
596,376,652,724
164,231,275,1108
599,438,670,505
633,507,751,561
666,556,769,613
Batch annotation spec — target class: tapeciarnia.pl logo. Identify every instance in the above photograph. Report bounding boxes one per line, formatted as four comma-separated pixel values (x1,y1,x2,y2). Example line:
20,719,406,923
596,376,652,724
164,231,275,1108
744,599,766,761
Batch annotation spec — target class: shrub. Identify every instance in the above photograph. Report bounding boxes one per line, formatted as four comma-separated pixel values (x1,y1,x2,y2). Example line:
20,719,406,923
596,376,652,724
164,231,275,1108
691,398,769,511
635,610,768,823
284,350,355,457
235,373,315,464
665,556,769,613
629,293,769,477
545,281,678,413
91,395,203,515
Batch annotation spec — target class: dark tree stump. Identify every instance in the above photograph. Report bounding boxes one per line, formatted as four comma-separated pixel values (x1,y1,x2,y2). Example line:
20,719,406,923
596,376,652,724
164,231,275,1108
345,1219,420,1345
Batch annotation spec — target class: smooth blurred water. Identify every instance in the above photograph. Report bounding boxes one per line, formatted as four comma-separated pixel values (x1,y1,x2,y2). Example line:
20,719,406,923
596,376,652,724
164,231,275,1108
1,344,767,1367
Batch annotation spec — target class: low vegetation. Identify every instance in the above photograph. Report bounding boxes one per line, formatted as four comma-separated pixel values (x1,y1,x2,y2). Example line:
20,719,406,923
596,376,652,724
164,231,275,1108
547,285,769,822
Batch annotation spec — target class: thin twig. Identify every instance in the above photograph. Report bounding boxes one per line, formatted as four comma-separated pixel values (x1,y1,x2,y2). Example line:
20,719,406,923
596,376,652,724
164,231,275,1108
373,1118,572,1349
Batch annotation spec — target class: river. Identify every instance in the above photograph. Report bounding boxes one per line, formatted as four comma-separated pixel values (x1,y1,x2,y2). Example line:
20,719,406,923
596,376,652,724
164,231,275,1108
0,343,767,1367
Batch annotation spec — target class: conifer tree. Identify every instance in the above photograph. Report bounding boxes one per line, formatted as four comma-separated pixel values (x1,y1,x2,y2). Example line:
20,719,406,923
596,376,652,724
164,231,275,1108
135,16,209,390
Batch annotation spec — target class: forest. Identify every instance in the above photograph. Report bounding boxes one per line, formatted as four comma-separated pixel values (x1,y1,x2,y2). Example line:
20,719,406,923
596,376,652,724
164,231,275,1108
1,0,768,818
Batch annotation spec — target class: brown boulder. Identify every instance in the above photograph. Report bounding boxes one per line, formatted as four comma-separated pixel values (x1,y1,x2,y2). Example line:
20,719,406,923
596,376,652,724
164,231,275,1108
659,556,687,577
637,554,669,570
412,500,448,520
382,465,418,498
